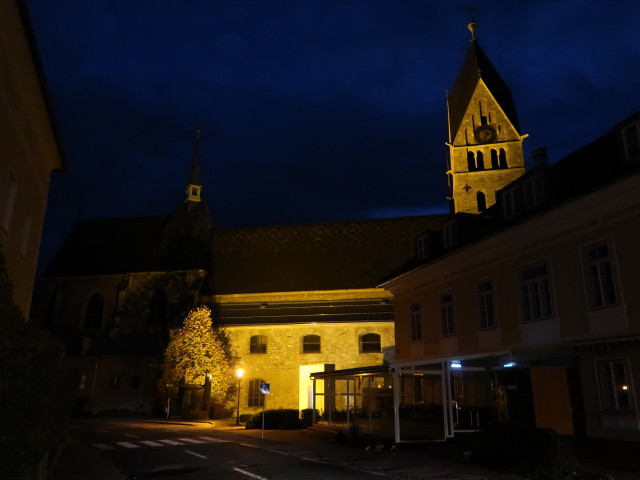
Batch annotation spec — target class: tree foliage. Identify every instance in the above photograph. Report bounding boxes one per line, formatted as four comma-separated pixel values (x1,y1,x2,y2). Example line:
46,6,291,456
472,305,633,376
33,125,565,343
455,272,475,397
160,306,233,402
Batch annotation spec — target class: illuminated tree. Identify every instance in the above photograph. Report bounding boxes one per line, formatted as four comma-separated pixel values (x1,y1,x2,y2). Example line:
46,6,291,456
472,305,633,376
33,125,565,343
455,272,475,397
160,306,233,410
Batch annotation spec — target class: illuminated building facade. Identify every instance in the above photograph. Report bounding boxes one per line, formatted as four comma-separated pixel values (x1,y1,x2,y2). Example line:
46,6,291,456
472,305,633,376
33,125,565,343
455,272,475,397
0,0,63,318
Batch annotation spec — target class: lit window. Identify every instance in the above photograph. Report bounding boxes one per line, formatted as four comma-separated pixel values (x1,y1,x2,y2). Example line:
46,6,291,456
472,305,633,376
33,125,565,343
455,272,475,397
302,334,321,353
249,335,267,354
410,302,422,341
520,262,554,322
440,292,455,336
582,241,619,309
597,360,632,411
477,279,496,329
248,378,265,407
84,292,104,329
360,333,381,353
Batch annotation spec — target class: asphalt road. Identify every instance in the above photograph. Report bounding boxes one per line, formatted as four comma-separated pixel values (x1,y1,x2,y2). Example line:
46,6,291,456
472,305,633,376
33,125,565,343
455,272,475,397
68,419,385,479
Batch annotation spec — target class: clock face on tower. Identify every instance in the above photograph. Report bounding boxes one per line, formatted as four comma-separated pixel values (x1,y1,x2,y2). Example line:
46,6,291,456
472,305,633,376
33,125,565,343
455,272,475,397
474,125,497,144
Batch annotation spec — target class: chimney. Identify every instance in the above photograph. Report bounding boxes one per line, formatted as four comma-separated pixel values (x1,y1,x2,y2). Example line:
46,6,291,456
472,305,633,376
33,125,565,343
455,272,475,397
531,147,548,168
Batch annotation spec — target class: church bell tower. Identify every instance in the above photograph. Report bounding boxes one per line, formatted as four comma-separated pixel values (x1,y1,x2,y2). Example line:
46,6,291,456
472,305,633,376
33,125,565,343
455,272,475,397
446,21,527,214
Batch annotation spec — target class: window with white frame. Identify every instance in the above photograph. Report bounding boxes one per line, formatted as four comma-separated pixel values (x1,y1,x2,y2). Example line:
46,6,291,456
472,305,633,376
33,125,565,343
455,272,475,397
519,261,554,322
443,221,457,249
597,359,633,411
503,185,524,219
622,121,640,163
440,292,455,336
416,234,429,260
410,302,422,341
523,175,545,209
477,279,496,329
582,241,619,309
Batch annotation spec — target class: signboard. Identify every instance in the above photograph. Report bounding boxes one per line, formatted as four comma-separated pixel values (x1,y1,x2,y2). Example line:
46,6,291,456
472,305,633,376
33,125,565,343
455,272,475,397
260,382,270,394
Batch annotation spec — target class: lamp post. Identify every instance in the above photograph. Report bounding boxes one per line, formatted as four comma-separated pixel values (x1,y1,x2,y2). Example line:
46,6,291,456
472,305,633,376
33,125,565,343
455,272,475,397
235,368,244,425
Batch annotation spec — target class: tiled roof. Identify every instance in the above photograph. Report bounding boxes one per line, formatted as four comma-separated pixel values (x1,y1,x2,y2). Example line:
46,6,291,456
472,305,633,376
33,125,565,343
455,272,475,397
209,215,447,294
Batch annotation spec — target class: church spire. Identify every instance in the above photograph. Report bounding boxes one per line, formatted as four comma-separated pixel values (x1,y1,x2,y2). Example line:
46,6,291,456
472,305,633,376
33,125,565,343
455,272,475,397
186,129,203,203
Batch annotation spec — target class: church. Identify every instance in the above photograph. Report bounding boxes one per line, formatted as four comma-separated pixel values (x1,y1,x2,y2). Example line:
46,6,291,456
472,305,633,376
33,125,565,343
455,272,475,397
32,21,640,445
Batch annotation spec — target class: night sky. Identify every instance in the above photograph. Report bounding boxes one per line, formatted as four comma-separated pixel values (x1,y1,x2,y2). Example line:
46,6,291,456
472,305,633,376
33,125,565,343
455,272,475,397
24,0,640,271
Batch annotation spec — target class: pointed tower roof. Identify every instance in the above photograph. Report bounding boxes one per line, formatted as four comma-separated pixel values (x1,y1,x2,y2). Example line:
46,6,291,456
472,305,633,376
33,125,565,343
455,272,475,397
448,22,520,141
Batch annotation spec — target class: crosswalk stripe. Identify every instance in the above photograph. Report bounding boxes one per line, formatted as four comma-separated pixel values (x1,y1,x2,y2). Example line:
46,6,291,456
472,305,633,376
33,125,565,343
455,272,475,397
139,440,163,447
196,436,228,443
177,437,205,444
158,439,184,445
93,443,114,450
116,442,140,449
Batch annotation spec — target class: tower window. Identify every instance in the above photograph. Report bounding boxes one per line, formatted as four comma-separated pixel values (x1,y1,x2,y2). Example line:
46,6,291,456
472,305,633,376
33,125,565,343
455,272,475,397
476,151,485,170
467,151,476,171
499,149,508,168
491,149,499,169
477,191,487,212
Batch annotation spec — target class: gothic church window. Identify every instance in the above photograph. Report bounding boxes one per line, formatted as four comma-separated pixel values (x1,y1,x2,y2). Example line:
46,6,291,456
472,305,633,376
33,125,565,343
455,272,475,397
467,151,476,171
360,333,381,353
499,149,508,168
477,191,487,212
476,151,485,170
250,335,267,354
248,378,265,407
84,292,104,329
491,149,499,169
302,334,321,353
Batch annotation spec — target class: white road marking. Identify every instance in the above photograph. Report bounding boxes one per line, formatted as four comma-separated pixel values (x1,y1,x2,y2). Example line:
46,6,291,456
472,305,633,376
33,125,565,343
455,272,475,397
124,433,140,438
93,443,114,450
177,437,205,444
139,440,163,447
184,450,208,459
233,467,269,480
158,439,184,445
196,436,229,443
116,442,140,449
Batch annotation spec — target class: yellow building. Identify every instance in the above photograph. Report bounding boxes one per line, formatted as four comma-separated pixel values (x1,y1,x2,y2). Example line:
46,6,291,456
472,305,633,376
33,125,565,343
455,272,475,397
0,0,63,318
446,22,526,214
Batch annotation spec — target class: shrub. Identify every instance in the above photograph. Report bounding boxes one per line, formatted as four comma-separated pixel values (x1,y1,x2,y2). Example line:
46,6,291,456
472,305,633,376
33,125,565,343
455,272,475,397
245,409,302,430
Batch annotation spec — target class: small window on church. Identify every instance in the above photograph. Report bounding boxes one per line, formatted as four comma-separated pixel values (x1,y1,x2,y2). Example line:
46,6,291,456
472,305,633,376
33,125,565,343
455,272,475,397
476,151,485,170
467,151,476,171
499,149,508,168
490,149,499,169
477,191,487,212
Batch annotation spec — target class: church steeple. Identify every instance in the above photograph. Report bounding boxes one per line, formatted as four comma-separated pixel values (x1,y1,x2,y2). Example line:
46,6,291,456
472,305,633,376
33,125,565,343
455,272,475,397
446,21,527,214
186,129,203,203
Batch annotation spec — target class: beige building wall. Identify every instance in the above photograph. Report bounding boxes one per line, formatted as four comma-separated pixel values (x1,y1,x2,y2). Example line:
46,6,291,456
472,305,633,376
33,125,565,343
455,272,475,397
387,170,640,440
0,0,63,318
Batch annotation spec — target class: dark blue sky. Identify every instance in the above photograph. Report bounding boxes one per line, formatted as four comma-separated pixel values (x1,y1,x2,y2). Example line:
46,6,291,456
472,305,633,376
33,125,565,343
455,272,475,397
25,0,640,270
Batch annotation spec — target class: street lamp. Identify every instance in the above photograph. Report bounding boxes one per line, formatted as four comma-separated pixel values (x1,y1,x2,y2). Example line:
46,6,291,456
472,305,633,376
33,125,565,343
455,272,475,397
236,368,244,425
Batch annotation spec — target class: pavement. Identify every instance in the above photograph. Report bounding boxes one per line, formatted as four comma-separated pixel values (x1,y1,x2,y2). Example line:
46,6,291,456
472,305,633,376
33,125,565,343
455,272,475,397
51,417,640,480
